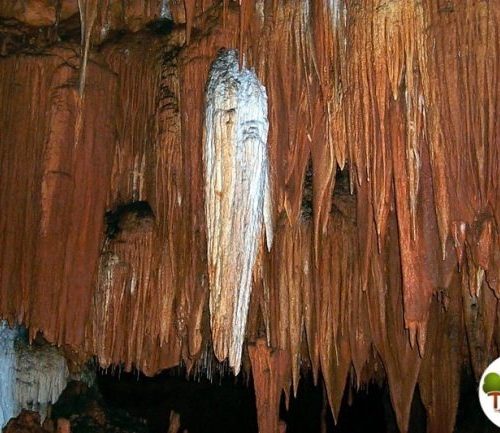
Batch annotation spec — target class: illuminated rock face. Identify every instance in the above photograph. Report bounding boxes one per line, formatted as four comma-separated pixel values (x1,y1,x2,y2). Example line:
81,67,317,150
204,49,273,374
0,2,498,433
0,322,69,429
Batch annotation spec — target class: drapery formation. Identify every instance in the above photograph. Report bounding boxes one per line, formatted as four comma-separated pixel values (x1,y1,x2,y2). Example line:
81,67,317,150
0,1,498,433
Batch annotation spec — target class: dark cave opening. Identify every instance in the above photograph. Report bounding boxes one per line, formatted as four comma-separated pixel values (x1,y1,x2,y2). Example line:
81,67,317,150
104,201,155,239
94,367,258,433
300,163,354,222
39,365,499,433
455,367,498,433
300,159,313,220
90,370,424,433
280,373,426,433
96,369,408,433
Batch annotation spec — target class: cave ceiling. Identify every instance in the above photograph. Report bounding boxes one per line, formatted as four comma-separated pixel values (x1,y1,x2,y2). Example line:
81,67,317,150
0,1,499,432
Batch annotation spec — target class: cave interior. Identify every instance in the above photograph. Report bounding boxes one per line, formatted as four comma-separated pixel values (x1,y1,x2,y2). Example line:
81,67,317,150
0,1,499,432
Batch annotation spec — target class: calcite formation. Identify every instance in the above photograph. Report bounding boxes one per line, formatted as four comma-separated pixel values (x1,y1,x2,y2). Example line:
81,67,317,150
204,49,273,373
0,1,498,433
0,322,17,427
0,322,69,429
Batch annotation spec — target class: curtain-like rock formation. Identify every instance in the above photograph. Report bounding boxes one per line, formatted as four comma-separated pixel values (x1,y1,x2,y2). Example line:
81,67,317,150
0,1,498,432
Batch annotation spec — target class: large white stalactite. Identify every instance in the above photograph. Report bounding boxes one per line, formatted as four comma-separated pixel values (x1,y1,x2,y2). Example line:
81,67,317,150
204,49,273,374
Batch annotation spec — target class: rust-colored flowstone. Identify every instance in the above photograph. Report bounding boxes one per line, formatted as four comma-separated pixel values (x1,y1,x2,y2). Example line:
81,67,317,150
0,1,498,433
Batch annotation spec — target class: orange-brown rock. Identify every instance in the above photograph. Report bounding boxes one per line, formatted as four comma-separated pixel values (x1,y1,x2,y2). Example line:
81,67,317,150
4,411,48,433
248,339,290,433
0,1,498,432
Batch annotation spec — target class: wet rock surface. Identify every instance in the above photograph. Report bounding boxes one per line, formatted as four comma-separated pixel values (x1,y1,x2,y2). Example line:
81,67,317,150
0,1,498,432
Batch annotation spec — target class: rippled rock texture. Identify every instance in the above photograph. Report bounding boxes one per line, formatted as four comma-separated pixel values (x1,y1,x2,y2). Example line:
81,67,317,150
0,1,498,432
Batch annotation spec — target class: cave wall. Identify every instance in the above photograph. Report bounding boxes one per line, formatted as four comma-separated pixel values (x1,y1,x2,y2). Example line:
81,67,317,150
0,1,499,433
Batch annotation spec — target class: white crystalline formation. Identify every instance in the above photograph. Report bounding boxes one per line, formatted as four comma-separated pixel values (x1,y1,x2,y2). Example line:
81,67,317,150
0,322,16,429
204,49,273,374
0,321,69,429
160,0,172,19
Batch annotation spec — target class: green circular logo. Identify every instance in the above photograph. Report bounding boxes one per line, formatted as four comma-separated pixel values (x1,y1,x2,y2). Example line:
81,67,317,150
480,358,500,427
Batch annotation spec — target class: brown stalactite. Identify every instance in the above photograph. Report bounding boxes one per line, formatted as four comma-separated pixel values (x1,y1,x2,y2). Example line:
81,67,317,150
255,1,314,227
0,55,52,326
35,55,116,347
366,212,422,433
248,339,290,433
390,95,432,354
461,254,498,381
0,49,116,348
84,34,185,375
316,214,356,420
153,44,188,362
90,210,163,372
262,222,311,395
0,1,499,432
419,278,463,433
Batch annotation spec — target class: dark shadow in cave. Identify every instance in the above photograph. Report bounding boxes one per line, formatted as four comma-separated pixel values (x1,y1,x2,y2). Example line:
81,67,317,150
331,166,355,223
301,159,314,220
281,373,427,433
95,368,426,433
455,367,498,433
301,163,355,222
104,200,155,239
147,18,176,35
96,366,258,433
77,364,494,433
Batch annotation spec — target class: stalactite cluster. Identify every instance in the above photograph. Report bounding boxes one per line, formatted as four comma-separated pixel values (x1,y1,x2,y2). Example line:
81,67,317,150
0,1,498,432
